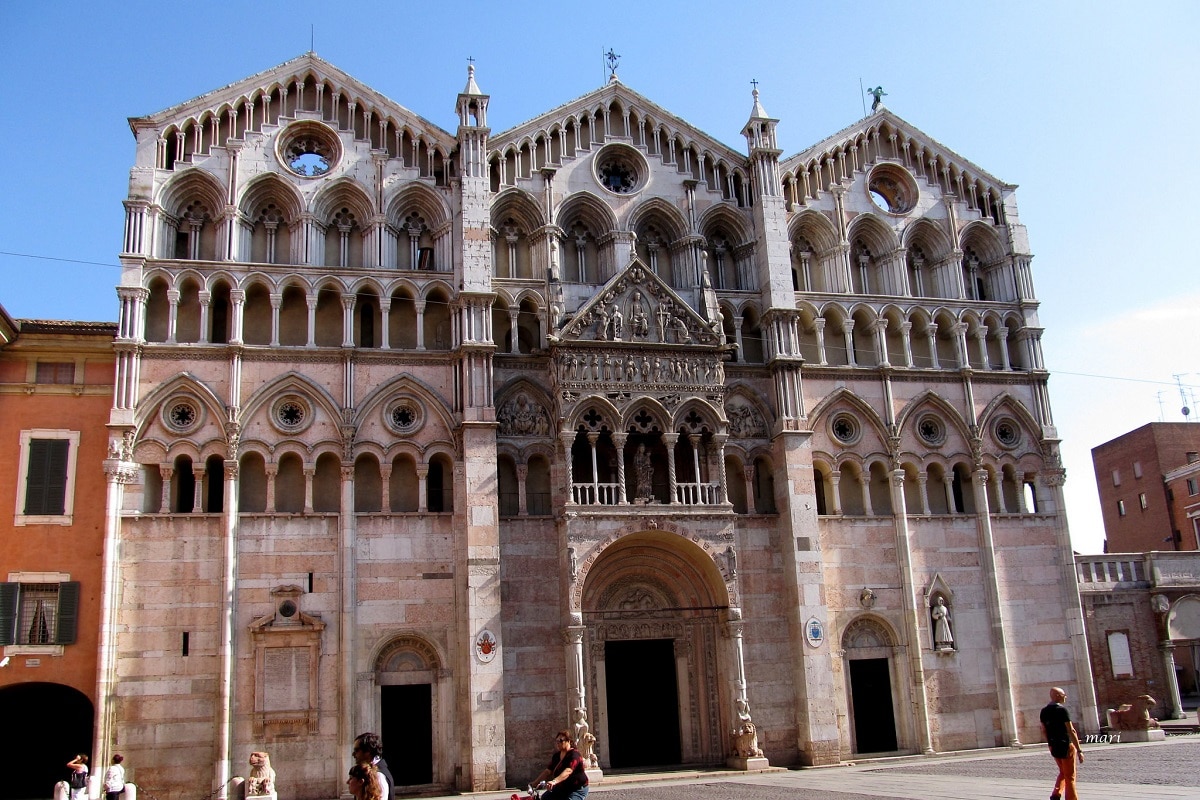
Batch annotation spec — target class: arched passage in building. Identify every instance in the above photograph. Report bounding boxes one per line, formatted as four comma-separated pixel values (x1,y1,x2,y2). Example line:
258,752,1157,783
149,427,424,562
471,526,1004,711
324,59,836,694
580,530,731,769
842,617,903,755
0,682,93,800
371,636,451,790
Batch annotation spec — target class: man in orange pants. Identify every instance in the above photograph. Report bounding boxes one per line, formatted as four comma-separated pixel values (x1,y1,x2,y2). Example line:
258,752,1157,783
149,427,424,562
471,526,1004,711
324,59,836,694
1039,686,1084,800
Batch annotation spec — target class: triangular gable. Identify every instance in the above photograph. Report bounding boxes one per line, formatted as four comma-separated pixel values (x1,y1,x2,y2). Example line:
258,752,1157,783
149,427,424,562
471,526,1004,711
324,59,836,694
492,80,746,165
556,259,721,347
129,53,455,150
782,108,1013,193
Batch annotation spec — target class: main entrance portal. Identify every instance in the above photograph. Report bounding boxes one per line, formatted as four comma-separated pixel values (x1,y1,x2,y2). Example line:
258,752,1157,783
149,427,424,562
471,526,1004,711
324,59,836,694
849,658,898,753
580,529,734,769
604,639,681,767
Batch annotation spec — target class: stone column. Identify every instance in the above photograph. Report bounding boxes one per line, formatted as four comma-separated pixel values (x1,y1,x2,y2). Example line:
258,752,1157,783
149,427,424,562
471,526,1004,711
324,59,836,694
303,467,315,513
269,293,282,347
417,465,429,513
612,432,628,504
972,469,1021,746
516,465,528,515
724,609,769,768
1159,641,1184,719
214,458,241,796
265,465,278,512
813,318,828,366
93,449,139,774
890,469,935,753
158,466,173,512
663,433,679,503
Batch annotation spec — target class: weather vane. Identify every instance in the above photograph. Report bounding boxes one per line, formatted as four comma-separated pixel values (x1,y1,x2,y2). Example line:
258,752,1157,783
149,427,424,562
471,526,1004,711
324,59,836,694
605,48,620,80
867,85,887,111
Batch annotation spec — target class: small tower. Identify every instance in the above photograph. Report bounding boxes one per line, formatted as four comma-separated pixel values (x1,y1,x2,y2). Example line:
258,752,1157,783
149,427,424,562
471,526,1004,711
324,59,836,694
456,61,490,179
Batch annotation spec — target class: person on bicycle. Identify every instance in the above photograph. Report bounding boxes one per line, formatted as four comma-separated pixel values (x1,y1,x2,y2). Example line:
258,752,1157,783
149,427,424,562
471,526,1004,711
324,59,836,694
533,730,589,800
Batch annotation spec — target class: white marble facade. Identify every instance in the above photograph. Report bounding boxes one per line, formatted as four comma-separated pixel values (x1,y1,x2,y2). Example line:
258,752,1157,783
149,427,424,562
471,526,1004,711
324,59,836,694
96,54,1096,799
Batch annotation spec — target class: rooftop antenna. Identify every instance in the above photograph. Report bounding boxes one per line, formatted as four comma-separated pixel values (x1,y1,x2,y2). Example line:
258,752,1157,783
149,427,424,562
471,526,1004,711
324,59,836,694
1174,373,1192,420
1156,391,1167,422
310,24,315,53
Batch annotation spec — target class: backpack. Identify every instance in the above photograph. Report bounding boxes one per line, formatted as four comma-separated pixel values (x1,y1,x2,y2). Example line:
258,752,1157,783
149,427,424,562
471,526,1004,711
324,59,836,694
69,772,87,790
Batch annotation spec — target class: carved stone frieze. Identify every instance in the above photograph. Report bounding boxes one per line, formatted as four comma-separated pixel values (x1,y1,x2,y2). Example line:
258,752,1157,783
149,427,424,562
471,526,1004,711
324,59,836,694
496,391,552,437
724,397,767,439
557,263,721,346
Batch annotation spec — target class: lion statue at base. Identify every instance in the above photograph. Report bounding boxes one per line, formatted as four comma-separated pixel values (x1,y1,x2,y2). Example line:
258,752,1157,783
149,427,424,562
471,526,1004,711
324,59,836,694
232,752,276,800
1106,695,1161,731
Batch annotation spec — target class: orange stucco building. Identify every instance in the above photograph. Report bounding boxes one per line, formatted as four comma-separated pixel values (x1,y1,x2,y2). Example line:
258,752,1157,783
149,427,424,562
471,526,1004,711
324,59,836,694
0,303,116,800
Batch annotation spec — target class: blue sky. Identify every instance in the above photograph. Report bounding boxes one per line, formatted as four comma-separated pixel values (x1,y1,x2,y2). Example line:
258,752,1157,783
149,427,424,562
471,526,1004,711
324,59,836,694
2,1,1198,553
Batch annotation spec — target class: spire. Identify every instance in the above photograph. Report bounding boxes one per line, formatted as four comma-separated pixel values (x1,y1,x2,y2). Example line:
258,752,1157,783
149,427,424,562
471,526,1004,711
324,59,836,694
463,59,483,96
456,58,489,129
748,79,769,120
741,80,779,153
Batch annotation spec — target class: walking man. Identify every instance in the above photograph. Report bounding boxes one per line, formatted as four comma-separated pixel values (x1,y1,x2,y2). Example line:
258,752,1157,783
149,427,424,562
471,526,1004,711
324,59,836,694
1040,686,1084,800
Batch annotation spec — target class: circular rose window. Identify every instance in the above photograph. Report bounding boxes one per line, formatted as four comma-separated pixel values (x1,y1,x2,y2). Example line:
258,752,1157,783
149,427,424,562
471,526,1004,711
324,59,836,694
994,418,1021,449
385,397,424,435
276,121,341,178
917,414,945,446
164,398,201,433
830,413,860,445
867,163,918,215
270,395,313,433
594,144,647,195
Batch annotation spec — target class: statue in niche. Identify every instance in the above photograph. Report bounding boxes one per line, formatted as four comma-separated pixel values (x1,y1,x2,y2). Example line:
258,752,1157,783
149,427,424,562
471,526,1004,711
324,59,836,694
608,304,623,341
573,707,598,767
672,315,691,343
931,596,954,650
567,547,578,581
634,444,654,501
595,305,610,341
630,291,649,338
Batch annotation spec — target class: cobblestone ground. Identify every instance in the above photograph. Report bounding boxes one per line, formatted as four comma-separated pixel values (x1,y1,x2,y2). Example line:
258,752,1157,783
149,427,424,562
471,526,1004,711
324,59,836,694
871,735,1200,787
560,736,1200,800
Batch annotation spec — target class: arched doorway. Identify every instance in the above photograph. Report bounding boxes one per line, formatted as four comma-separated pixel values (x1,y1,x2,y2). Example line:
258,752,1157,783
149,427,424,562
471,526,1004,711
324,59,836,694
842,617,902,754
0,682,93,800
372,637,450,790
581,531,730,769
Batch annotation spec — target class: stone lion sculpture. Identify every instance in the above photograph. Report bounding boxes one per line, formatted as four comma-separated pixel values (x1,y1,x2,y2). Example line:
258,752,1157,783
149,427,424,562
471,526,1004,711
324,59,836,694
233,752,276,800
1106,695,1161,730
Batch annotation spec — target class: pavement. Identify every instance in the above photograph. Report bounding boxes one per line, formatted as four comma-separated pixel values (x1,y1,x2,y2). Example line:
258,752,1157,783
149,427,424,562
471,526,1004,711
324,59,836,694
447,732,1200,800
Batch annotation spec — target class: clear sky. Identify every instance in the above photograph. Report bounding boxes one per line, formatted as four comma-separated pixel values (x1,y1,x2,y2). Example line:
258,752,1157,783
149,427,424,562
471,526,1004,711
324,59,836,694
2,1,1197,554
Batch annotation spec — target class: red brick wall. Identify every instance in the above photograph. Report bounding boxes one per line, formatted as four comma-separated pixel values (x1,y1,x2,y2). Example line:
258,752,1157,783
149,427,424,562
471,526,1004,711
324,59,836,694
1092,423,1200,552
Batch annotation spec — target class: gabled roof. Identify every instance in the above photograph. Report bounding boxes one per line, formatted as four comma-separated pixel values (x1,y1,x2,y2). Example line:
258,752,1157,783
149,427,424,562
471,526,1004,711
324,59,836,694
556,258,722,348
492,79,746,165
784,107,1014,192
128,53,455,150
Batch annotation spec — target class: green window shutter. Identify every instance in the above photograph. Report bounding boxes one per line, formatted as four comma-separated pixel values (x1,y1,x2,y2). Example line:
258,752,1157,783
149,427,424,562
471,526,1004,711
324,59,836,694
0,583,16,646
55,582,80,644
25,439,69,515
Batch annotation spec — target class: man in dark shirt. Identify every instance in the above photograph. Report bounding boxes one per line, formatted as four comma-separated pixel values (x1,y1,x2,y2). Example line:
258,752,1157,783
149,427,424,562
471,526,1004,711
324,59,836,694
1039,687,1084,800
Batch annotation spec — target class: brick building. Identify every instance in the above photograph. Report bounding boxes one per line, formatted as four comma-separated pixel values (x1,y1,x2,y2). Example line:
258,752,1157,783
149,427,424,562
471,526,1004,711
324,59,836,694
1076,551,1200,720
0,304,117,800
1091,422,1200,553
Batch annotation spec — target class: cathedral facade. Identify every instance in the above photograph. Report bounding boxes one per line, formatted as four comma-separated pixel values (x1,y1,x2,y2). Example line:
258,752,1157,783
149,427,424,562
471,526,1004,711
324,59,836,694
98,54,1094,797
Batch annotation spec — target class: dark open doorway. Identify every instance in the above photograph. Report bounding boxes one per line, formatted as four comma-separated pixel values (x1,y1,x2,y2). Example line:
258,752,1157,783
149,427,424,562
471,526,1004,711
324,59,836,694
0,682,93,800
604,639,681,768
849,657,898,753
381,684,433,785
